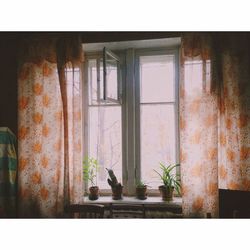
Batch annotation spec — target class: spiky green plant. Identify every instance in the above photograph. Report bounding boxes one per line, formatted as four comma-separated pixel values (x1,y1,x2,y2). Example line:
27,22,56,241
83,157,99,187
154,163,181,195
135,180,147,188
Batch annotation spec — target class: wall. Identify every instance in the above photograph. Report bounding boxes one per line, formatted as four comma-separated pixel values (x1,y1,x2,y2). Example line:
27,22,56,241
0,33,18,136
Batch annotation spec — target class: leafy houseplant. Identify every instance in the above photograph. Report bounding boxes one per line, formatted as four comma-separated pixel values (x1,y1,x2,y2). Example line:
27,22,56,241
106,168,123,200
135,180,148,200
83,157,100,200
154,163,181,201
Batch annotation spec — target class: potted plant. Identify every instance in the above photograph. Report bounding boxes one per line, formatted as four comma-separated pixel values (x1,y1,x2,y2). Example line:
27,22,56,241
106,168,123,200
154,163,181,201
135,180,148,200
83,157,100,200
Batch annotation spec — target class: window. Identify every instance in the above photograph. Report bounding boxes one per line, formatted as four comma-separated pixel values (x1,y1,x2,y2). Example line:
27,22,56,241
85,56,123,191
103,47,121,102
138,54,178,189
84,38,180,195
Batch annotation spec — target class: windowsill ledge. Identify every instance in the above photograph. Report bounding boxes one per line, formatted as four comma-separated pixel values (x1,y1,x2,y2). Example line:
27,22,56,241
83,196,182,217
83,196,182,206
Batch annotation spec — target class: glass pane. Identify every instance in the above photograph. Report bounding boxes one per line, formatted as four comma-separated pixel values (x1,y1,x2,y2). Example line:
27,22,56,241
66,67,80,96
88,59,98,105
105,54,118,101
140,104,176,189
100,60,104,100
88,106,122,189
140,55,175,103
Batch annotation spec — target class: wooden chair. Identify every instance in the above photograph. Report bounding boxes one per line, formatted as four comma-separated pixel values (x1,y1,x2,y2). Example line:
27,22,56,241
65,204,105,218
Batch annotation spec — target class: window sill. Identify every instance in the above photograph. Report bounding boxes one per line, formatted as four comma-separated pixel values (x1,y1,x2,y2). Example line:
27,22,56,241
83,196,182,207
83,196,182,218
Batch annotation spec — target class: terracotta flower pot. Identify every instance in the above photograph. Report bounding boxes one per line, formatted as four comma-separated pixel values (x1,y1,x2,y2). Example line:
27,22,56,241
89,186,99,200
136,186,147,200
112,185,123,200
159,185,174,201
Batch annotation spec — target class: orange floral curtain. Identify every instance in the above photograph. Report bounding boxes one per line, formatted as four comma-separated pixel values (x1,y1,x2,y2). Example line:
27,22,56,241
17,35,83,217
180,33,250,218
180,33,219,218
217,34,250,191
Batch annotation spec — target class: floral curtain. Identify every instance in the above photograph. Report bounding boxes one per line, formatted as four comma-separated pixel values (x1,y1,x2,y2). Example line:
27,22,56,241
17,35,83,217
217,34,250,191
180,33,219,218
180,33,250,218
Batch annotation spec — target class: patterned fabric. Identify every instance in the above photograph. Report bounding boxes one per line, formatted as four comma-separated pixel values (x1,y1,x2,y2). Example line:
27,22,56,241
0,127,17,217
18,37,83,217
180,34,219,218
218,42,250,191
180,33,250,218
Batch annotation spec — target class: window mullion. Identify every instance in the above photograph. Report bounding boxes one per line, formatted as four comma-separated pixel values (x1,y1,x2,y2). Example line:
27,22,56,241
140,101,176,105
124,48,137,195
135,52,141,185
174,49,181,180
97,59,101,103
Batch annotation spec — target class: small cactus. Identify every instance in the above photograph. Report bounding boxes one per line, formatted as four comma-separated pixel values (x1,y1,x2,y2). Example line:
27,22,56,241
106,168,123,200
106,168,120,188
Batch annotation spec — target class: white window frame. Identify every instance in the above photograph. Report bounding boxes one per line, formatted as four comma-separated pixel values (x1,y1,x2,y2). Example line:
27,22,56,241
134,48,180,195
103,47,122,103
83,40,180,196
84,50,125,195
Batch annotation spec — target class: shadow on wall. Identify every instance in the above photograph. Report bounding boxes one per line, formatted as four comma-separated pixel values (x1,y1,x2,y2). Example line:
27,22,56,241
0,34,18,135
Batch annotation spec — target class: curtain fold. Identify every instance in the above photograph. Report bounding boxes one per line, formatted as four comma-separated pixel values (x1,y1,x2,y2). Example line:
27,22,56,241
180,33,219,218
217,34,250,191
180,33,250,218
17,34,83,217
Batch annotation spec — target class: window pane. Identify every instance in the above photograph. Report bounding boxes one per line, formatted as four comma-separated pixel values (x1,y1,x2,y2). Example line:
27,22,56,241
88,58,118,105
100,60,104,100
66,67,80,96
105,57,118,100
140,55,175,103
140,104,176,189
88,106,122,189
88,59,98,105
